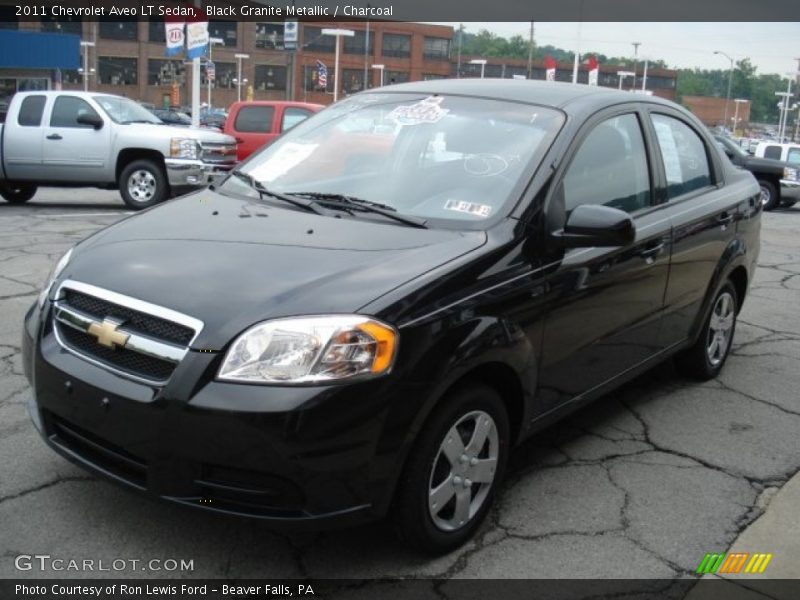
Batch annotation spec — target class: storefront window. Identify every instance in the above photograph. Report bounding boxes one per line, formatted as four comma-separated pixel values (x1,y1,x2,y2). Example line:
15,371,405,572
382,34,411,58
255,23,284,49
100,19,138,41
208,20,237,47
202,62,235,88
148,60,185,86
99,57,138,85
254,65,287,91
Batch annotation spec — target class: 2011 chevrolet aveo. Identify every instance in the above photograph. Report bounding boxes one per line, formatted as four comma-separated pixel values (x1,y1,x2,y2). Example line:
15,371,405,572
23,80,760,553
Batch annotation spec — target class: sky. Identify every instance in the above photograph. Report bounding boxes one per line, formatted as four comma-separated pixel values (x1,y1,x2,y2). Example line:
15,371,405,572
435,22,800,77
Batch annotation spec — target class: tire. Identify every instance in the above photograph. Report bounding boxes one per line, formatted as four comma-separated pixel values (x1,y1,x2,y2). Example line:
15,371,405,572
758,180,779,211
118,159,168,210
0,182,37,204
675,281,738,381
393,382,510,554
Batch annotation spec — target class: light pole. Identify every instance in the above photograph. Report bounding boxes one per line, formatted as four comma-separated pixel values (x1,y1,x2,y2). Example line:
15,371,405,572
616,71,634,90
371,64,385,87
234,53,250,102
631,42,641,90
322,28,355,102
714,50,735,131
80,41,95,91
206,37,224,109
469,59,487,79
732,98,748,136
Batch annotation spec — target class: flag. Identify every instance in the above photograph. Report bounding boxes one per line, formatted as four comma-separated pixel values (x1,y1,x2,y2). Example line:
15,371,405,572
587,55,599,86
316,60,328,89
164,15,185,57
544,55,556,82
186,11,209,59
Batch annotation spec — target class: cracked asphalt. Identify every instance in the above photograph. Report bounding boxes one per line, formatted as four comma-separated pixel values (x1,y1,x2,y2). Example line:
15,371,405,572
0,189,798,590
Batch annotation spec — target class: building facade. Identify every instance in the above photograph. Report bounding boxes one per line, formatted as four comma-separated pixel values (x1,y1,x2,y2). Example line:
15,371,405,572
682,95,751,128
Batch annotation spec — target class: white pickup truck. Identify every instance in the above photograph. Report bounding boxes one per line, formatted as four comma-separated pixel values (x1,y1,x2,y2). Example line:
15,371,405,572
0,91,237,209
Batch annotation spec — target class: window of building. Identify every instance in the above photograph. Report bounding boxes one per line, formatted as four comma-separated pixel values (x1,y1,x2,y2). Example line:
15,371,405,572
99,19,138,41
281,107,314,132
148,18,165,43
563,114,651,214
148,60,185,86
50,96,100,128
98,57,138,86
234,105,274,133
255,22,285,49
651,114,712,199
254,65,287,91
343,30,374,55
382,33,411,58
17,95,46,127
385,70,409,85
303,26,334,52
203,61,235,88
423,37,450,61
40,16,82,36
422,73,447,81
209,20,237,47
61,70,81,85
341,69,366,94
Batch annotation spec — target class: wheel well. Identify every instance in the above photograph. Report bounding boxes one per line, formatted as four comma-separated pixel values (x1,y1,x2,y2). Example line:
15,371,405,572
728,266,748,312
116,149,165,182
450,362,525,444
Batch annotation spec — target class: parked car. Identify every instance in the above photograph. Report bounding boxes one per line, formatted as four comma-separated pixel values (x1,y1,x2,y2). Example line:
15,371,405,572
224,100,323,160
150,108,192,127
23,80,760,553
754,141,800,164
715,135,799,210
0,91,237,209
200,108,227,131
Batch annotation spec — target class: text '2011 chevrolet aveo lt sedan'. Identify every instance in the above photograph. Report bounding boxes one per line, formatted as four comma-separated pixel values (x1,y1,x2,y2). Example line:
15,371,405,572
22,80,760,553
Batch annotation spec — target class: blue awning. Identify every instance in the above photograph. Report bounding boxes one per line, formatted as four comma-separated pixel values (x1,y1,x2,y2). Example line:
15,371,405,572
0,30,80,70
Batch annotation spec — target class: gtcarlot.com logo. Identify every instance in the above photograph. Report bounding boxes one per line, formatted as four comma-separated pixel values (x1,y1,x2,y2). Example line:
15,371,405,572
696,552,773,574
14,554,194,572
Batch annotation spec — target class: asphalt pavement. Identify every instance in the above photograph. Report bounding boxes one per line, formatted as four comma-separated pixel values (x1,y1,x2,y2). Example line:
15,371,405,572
0,188,798,592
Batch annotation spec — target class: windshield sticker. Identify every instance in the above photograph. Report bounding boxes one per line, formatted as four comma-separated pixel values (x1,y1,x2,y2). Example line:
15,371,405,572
388,96,449,125
444,199,492,218
248,142,317,183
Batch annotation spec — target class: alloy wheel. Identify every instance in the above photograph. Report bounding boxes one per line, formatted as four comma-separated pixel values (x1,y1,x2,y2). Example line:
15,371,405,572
706,291,735,366
127,170,157,203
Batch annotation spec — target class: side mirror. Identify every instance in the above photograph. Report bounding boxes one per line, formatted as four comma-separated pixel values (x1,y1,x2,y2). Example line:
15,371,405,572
553,204,636,248
77,113,104,130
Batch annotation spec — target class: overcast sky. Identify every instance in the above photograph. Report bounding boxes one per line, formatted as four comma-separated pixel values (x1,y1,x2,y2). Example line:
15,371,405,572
435,22,800,76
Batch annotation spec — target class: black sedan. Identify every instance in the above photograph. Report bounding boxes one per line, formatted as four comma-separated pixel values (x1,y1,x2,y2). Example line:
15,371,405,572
23,80,760,553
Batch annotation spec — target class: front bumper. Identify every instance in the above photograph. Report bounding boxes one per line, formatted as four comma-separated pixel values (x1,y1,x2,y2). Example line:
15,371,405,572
164,159,234,188
22,302,415,529
780,179,800,200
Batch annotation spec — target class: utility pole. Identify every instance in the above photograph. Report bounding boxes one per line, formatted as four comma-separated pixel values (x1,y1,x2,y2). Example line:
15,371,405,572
456,24,464,78
527,21,534,79
632,42,641,90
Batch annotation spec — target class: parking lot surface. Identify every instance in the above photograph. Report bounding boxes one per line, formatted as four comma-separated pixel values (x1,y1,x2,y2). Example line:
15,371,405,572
1,189,799,587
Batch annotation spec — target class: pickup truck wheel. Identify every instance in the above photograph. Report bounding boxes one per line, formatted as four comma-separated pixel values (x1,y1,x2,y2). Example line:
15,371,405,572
119,159,168,210
758,180,779,211
0,182,37,204
675,281,738,381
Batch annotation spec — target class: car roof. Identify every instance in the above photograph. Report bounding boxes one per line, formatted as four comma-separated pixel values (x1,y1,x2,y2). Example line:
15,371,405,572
363,78,677,112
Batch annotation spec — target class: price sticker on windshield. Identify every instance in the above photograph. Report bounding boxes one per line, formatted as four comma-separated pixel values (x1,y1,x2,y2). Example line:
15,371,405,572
388,96,449,125
444,199,492,217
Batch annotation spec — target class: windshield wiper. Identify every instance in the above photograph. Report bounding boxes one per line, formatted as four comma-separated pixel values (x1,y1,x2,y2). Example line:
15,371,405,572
286,192,428,229
230,171,329,216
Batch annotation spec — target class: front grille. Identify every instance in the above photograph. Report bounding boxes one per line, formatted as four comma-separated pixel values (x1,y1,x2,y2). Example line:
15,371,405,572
59,325,176,382
201,142,237,165
63,289,194,346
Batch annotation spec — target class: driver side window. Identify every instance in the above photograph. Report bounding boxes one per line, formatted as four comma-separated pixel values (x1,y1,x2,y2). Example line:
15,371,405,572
562,113,651,214
50,96,100,128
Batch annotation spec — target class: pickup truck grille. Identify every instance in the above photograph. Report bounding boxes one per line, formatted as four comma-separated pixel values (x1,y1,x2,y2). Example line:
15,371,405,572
52,281,203,385
201,141,238,166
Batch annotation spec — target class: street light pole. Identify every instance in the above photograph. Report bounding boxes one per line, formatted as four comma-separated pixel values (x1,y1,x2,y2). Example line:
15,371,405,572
631,42,641,91
322,29,355,102
469,59,487,79
234,53,250,102
80,41,95,91
206,37,224,109
714,50,734,131
732,99,748,136
371,64,385,87
616,71,634,90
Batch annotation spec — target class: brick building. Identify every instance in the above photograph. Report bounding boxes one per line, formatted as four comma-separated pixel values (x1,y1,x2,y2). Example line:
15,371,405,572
682,95,751,128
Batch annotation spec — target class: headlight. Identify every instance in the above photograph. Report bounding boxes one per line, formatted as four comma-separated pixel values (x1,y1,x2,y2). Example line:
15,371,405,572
38,247,72,308
218,315,398,384
170,138,200,160
783,167,799,182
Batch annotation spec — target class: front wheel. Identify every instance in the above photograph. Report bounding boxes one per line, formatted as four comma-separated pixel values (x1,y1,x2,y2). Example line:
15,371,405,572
675,281,738,380
0,182,37,204
393,383,509,554
118,159,168,210
758,180,779,211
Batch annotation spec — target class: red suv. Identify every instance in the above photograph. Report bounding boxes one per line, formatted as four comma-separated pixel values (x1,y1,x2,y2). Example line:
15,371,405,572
224,101,323,161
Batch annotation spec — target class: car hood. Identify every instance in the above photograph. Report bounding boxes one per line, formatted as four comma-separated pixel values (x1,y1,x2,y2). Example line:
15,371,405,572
63,190,487,349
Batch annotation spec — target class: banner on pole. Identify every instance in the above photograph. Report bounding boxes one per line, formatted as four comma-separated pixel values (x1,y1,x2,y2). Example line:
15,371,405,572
544,55,556,81
206,60,216,82
284,19,298,50
164,16,185,57
587,55,599,86
186,19,210,59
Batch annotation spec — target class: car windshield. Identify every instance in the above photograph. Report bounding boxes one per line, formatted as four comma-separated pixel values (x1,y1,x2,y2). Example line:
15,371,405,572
93,95,162,124
224,93,563,227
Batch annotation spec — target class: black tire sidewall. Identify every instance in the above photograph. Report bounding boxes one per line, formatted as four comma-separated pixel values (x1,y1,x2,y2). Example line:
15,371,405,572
759,180,779,211
0,182,36,204
119,159,168,209
394,383,510,554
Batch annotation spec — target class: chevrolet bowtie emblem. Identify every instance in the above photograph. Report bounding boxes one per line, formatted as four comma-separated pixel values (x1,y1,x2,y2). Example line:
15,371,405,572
87,318,130,349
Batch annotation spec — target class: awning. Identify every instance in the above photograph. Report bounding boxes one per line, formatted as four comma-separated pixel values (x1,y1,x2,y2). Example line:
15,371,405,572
0,30,80,70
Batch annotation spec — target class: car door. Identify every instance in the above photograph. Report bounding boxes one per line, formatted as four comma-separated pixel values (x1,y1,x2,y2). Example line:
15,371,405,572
42,95,110,182
647,110,742,347
2,94,46,181
232,104,276,160
537,108,672,412
280,106,314,133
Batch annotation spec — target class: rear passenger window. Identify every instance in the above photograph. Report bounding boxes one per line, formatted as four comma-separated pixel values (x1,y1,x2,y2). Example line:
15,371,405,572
234,106,274,133
18,95,46,127
763,145,782,160
651,114,712,199
562,113,651,214
281,107,312,132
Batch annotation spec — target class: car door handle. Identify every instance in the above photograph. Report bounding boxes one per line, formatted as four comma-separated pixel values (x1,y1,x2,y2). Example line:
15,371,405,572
639,242,665,263
717,213,734,226
46,134,63,140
